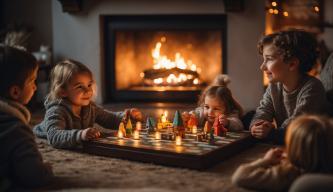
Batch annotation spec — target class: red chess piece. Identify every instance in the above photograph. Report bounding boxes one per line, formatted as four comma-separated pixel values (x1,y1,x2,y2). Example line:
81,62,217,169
213,115,228,136
187,114,198,128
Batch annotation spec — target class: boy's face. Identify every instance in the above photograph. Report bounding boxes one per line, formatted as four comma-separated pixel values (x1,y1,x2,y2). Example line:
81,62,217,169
12,67,38,104
62,72,94,107
260,44,293,84
203,95,226,123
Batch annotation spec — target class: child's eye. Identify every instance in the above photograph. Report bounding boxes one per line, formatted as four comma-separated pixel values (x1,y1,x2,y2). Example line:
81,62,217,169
204,105,209,109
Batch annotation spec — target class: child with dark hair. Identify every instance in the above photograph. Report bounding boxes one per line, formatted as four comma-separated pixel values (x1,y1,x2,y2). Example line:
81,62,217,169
232,115,333,191
250,30,328,144
0,45,53,189
183,74,244,131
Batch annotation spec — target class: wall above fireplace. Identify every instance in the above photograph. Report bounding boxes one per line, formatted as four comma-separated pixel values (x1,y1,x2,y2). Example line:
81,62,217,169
52,0,265,110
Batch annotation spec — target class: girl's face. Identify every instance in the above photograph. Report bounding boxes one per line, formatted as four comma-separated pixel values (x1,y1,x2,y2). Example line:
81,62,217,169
62,72,94,107
260,44,291,84
203,95,226,123
16,67,38,104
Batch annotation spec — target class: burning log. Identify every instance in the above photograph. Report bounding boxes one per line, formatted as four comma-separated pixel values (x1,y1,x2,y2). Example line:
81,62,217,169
142,68,201,86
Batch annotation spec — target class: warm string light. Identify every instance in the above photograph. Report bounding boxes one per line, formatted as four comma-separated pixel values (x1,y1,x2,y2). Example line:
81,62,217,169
266,0,320,17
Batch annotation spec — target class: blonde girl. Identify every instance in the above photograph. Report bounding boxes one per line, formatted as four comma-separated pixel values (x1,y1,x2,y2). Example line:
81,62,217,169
183,74,244,131
33,59,142,149
232,115,333,191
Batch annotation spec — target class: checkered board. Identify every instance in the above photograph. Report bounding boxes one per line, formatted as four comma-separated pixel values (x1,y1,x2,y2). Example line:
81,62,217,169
82,131,254,169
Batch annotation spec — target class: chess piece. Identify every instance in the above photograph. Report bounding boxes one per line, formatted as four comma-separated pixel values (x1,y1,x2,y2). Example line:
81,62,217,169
173,110,185,138
213,115,228,136
187,113,198,130
118,122,126,137
203,121,210,134
126,118,133,136
146,117,155,134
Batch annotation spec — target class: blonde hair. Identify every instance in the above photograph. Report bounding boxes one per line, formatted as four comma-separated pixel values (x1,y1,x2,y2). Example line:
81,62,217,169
199,74,243,116
48,59,96,101
286,115,333,173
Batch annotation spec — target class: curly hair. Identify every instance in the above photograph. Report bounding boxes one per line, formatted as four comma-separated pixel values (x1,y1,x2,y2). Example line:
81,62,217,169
257,29,319,73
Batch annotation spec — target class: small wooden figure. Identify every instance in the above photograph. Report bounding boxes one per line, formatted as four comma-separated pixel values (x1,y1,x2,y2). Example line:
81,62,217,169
203,121,210,134
146,117,156,134
187,113,198,130
118,122,126,137
173,110,185,138
126,118,133,136
213,115,228,136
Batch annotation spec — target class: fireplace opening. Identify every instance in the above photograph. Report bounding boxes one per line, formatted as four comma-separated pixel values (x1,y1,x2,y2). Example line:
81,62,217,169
103,15,227,102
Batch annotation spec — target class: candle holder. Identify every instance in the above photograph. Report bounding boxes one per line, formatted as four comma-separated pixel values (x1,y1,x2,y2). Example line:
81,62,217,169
133,130,140,140
155,131,161,140
175,135,182,146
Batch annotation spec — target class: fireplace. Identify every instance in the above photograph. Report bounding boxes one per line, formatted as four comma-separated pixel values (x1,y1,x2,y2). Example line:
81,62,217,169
103,15,227,102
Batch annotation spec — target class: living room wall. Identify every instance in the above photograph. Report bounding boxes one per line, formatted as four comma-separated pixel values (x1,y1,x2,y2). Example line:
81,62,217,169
51,0,265,111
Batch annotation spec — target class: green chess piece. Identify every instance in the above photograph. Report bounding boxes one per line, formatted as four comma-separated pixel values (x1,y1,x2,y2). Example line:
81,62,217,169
126,118,133,136
146,117,155,134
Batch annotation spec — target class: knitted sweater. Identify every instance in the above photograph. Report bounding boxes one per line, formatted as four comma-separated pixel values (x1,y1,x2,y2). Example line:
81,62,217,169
250,75,328,143
33,98,123,149
232,158,301,191
0,99,53,189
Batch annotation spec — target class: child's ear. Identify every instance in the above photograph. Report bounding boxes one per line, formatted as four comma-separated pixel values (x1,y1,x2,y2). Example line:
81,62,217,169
288,57,300,71
9,85,22,100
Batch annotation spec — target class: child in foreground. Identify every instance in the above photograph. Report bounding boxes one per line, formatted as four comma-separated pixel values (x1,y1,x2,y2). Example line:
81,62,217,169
33,59,142,149
0,45,53,189
232,115,333,191
183,74,244,131
250,30,328,144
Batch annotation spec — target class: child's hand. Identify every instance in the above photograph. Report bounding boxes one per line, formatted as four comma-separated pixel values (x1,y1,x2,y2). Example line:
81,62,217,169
263,148,284,165
129,108,143,121
250,120,274,139
218,114,229,127
81,127,101,141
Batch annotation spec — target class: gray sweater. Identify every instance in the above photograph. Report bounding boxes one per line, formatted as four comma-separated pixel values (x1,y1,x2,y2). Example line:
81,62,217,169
0,99,53,189
232,158,300,191
33,99,123,149
250,75,328,143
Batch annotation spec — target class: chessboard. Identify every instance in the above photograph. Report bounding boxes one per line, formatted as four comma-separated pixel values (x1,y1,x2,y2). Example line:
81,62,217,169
82,130,255,170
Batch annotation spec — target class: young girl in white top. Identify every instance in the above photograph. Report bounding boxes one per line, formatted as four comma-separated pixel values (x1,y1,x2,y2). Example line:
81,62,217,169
232,115,333,191
33,59,142,149
183,74,244,131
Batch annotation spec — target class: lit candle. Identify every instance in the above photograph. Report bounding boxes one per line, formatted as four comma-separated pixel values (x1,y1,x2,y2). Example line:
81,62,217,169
155,131,161,140
192,125,197,134
136,122,142,130
161,112,167,123
175,136,182,146
118,130,123,139
133,130,140,140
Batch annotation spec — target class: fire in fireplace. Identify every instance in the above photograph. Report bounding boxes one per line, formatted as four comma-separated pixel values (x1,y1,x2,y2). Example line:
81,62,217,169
143,36,203,88
103,15,227,102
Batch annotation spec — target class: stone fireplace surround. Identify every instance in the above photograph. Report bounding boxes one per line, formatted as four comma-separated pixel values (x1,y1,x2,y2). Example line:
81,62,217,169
52,0,265,111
